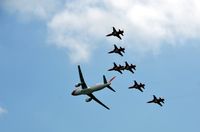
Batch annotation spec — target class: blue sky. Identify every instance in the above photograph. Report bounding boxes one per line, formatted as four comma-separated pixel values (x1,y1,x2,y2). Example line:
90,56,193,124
0,0,200,132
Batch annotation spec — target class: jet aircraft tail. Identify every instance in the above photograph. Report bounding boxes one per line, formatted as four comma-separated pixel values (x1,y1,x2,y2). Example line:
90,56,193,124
103,75,116,92
160,98,165,103
119,30,124,36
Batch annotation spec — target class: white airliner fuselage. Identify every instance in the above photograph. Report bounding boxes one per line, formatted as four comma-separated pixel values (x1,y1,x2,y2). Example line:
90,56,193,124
72,65,116,110
72,83,110,96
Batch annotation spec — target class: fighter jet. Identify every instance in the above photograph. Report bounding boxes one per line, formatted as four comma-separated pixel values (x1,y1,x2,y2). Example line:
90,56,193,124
129,80,145,92
108,62,124,74
71,65,116,110
122,61,136,74
147,95,165,107
108,44,125,56
106,27,124,40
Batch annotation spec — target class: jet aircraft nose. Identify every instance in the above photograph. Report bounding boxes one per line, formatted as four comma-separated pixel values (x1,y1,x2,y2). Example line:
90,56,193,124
71,90,76,96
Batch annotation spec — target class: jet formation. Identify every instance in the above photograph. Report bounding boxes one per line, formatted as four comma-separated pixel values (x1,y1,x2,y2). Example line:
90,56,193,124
108,61,136,74
147,95,165,107
129,80,145,92
106,27,124,40
72,26,165,109
108,44,125,56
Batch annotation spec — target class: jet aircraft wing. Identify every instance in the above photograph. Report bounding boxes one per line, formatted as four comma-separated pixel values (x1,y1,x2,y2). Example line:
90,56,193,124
138,88,143,92
157,102,163,107
112,27,117,32
117,69,123,74
118,52,123,56
129,69,134,73
116,34,122,39
87,93,110,110
134,80,138,86
78,65,87,89
153,95,157,100
114,44,118,49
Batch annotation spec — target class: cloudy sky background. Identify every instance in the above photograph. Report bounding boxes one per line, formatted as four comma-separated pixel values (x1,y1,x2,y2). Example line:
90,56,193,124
2,0,200,62
0,0,200,132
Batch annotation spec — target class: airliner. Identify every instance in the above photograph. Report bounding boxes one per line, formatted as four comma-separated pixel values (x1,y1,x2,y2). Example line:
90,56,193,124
71,65,116,110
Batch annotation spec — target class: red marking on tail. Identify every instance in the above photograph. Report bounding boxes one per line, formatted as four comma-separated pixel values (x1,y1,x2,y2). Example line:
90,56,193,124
109,76,116,83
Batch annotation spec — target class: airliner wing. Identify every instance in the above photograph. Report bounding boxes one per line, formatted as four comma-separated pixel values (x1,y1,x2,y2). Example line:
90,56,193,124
87,94,110,110
78,65,87,89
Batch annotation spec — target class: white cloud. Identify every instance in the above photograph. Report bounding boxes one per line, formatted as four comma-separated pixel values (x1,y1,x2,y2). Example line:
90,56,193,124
2,0,200,62
1,0,63,20
0,107,7,116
